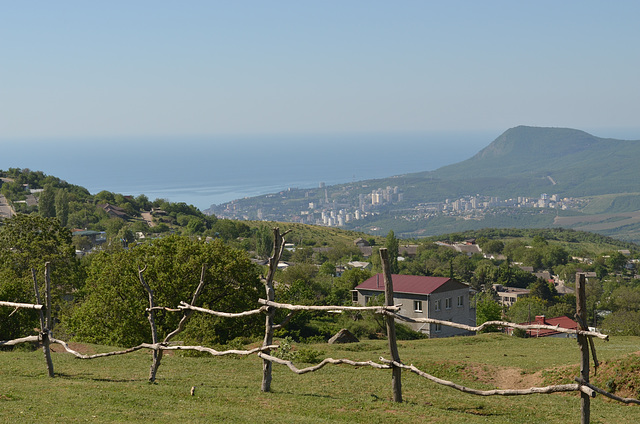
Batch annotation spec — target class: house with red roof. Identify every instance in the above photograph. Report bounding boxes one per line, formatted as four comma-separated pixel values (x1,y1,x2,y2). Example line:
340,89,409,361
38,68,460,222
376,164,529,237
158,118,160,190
516,315,579,338
353,274,475,338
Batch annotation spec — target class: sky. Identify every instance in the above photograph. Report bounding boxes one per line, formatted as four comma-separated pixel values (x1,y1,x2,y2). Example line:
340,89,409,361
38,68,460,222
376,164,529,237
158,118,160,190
2,1,640,141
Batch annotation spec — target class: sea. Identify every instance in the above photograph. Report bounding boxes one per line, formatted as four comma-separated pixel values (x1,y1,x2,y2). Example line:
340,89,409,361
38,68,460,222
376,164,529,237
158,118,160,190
1,132,496,211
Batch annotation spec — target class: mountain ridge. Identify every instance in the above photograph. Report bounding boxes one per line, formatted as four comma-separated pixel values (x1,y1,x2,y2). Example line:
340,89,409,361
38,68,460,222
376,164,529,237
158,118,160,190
208,126,640,242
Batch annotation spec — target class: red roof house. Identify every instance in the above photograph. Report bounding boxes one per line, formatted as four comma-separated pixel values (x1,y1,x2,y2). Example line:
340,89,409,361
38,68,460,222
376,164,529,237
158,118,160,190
353,274,475,338
519,315,579,338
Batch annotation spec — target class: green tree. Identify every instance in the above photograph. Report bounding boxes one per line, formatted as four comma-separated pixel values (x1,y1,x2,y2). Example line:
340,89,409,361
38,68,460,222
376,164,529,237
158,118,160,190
255,226,274,259
528,277,556,303
39,184,56,218
474,291,502,331
506,296,547,324
66,235,262,346
328,268,371,305
0,214,77,339
55,189,69,227
606,251,628,274
481,239,504,254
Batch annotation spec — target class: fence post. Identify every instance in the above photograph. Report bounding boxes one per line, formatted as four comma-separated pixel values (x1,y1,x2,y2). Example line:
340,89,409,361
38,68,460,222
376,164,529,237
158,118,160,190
261,228,287,392
576,273,590,424
138,266,160,383
379,248,402,403
32,266,54,378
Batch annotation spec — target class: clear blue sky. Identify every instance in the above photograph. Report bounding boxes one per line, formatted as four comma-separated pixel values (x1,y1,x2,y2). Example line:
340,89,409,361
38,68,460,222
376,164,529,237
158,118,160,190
2,1,640,140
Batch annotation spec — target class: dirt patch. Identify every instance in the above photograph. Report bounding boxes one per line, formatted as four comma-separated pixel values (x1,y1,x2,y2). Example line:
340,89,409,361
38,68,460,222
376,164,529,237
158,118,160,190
464,364,543,389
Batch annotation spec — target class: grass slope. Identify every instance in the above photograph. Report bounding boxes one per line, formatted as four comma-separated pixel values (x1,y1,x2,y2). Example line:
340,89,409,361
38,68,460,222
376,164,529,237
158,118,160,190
2,334,640,423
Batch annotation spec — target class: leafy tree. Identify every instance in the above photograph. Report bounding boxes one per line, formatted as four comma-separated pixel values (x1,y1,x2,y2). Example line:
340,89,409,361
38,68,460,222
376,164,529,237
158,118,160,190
66,235,262,346
0,214,77,339
471,260,497,290
474,291,502,331
255,225,274,259
481,239,504,254
318,261,336,276
328,268,371,305
528,277,556,303
506,296,547,323
606,251,628,273
55,189,69,227
39,184,56,218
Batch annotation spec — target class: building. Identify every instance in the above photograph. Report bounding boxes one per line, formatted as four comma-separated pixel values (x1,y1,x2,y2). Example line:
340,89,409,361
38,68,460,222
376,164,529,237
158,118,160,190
493,284,530,307
353,274,475,338
517,315,579,338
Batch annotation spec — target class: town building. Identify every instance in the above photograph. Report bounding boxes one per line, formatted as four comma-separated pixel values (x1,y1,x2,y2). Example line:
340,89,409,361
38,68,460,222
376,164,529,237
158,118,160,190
353,274,475,338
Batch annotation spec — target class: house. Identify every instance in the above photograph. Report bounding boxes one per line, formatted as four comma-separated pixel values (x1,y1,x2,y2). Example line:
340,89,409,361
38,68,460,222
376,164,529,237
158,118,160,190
354,238,373,257
353,274,475,338
399,244,419,257
493,284,530,307
354,238,370,247
533,270,553,281
517,315,579,338
98,203,128,219
347,261,371,271
436,241,482,257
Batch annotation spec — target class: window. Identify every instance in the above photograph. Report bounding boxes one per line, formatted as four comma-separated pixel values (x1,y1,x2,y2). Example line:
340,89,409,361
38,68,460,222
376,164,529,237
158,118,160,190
365,296,371,305
414,300,423,312
457,295,464,307
445,297,452,309
434,323,442,333
434,299,441,311
351,291,358,302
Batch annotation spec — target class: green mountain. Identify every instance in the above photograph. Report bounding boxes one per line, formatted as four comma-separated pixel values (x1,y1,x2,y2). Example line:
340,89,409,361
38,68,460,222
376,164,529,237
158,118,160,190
426,126,640,197
208,126,640,242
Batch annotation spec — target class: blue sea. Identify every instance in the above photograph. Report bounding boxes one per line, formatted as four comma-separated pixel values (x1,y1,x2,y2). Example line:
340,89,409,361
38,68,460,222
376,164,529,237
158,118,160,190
0,132,495,210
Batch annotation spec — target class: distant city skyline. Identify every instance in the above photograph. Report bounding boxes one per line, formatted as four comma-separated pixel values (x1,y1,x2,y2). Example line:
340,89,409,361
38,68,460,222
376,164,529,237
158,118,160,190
2,1,640,141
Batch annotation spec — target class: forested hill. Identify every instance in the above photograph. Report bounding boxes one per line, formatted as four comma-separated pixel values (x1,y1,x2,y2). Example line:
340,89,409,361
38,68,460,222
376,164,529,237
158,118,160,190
412,126,640,197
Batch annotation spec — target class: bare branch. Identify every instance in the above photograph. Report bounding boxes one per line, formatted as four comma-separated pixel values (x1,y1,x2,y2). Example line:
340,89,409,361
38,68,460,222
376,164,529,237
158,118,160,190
0,301,43,310
164,264,207,344
388,313,609,340
259,299,401,313
49,338,278,359
178,302,267,317
0,335,40,346
272,310,298,330
576,378,640,405
380,358,594,397
258,352,391,374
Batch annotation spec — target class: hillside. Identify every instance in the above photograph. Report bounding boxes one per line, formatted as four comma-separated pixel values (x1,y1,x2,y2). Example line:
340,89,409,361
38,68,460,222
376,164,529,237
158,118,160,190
208,126,640,242
429,126,640,197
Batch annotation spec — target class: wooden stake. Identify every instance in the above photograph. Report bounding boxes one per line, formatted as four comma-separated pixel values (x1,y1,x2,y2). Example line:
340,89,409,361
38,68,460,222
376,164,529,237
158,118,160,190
138,265,160,383
576,273,590,424
380,248,402,403
261,228,289,392
33,267,54,378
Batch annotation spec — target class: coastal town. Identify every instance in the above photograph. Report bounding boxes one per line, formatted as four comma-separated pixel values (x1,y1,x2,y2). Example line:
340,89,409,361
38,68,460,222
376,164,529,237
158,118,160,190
211,182,586,229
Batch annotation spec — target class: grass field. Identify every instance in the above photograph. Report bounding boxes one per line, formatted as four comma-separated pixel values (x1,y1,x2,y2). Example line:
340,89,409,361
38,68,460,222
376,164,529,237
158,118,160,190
1,334,640,423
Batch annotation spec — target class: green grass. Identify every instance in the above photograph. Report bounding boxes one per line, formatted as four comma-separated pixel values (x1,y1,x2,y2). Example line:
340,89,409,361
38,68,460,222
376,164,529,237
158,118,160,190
1,334,640,423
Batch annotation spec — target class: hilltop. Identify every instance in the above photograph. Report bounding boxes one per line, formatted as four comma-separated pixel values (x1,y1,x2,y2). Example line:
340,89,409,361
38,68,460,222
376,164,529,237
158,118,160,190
208,126,640,242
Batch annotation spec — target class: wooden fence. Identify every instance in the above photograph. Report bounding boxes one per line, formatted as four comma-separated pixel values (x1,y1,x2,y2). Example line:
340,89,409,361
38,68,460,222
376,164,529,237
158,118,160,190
2,228,639,423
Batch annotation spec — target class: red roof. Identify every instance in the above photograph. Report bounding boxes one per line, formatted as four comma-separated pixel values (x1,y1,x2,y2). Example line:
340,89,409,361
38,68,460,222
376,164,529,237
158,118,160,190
520,315,579,337
355,274,453,295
